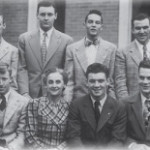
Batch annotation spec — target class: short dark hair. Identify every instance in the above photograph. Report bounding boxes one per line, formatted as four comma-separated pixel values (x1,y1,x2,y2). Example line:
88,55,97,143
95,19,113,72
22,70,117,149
43,68,68,85
0,62,11,76
85,9,103,23
37,0,56,14
138,59,150,71
85,63,109,79
132,13,150,27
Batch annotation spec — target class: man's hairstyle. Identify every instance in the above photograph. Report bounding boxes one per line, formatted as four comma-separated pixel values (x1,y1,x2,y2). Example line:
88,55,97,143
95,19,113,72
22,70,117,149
0,62,11,76
43,67,68,85
85,9,103,23
85,63,109,79
132,13,150,27
138,59,150,71
37,0,57,14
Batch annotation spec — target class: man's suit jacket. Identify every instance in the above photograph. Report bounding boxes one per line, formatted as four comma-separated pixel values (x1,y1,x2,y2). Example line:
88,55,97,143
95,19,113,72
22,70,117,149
17,28,73,98
0,89,29,149
64,38,116,102
115,40,142,100
124,93,150,146
0,39,18,90
66,95,127,148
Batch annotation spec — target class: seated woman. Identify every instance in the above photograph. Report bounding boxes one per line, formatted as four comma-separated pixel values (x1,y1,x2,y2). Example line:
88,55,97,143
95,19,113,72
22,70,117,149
25,68,69,150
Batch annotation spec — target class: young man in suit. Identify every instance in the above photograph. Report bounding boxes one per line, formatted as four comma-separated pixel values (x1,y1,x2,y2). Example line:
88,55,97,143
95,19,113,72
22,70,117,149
115,13,150,100
17,1,73,99
64,9,116,102
124,60,150,150
0,15,18,90
0,62,28,150
66,63,126,149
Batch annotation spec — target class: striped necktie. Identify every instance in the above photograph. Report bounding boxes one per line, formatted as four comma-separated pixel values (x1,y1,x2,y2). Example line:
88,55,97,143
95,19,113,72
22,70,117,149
41,32,47,66
143,44,149,61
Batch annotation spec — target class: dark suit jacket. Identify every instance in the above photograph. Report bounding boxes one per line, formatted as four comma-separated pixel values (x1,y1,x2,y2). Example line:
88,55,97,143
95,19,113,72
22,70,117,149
17,28,73,98
124,93,150,146
66,95,127,148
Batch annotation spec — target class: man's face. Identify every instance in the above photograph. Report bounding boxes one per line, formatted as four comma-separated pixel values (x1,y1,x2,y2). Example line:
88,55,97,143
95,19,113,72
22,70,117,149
0,16,6,37
46,72,65,97
132,18,150,44
139,67,150,97
37,6,57,32
87,72,108,101
84,13,103,38
0,71,10,95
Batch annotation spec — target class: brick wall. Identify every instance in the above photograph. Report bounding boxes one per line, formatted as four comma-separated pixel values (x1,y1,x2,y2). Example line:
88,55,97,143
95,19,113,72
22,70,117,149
0,0,28,47
65,0,119,46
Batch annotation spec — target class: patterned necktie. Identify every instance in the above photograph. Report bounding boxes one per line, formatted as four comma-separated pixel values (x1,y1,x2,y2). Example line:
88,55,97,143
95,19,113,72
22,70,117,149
144,99,150,127
0,94,6,111
143,44,148,61
94,101,100,124
85,39,99,47
41,32,47,65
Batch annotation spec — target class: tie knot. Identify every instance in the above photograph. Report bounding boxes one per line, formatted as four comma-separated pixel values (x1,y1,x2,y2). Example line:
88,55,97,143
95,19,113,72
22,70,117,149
95,100,100,106
43,32,47,37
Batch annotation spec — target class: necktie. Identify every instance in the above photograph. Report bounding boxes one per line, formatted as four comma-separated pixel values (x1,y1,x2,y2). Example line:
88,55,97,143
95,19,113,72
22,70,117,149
85,39,99,47
0,95,6,111
144,99,150,127
143,44,149,61
41,32,47,65
94,101,100,123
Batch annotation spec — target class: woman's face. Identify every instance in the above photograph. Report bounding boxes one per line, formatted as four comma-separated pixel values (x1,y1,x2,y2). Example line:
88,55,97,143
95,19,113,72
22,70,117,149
46,72,65,97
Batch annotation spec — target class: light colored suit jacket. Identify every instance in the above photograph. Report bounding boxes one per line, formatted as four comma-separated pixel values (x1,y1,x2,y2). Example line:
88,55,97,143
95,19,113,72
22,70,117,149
0,89,29,150
17,28,73,98
67,95,126,148
64,38,116,102
0,38,18,90
123,93,150,146
115,40,142,100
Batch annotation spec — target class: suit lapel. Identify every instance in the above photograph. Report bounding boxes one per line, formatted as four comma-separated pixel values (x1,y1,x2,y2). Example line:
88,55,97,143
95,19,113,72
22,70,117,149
44,29,61,67
95,39,109,64
75,39,88,73
131,94,145,134
0,40,9,61
129,41,142,66
97,97,114,132
29,31,42,69
3,91,19,127
82,95,96,131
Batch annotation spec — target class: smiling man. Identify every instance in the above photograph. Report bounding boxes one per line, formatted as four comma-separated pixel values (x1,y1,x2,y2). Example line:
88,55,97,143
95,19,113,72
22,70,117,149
17,0,73,99
64,9,117,103
124,60,150,149
115,13,150,100
66,63,127,149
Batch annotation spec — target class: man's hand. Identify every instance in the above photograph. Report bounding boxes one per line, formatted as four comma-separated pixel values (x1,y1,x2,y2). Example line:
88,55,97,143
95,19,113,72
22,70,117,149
129,143,150,150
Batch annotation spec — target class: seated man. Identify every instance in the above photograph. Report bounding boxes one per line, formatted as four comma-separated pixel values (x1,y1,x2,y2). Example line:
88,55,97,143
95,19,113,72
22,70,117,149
0,62,28,150
66,63,127,149
124,60,150,150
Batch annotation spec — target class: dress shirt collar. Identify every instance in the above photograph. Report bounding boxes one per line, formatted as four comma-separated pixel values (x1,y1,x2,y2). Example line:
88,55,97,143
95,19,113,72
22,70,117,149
40,27,53,40
91,94,107,110
140,93,150,112
0,90,11,104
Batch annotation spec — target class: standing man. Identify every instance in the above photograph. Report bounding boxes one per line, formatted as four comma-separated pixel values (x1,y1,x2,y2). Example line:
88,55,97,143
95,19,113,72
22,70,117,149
17,1,73,98
115,13,150,100
65,10,116,102
0,62,28,150
124,60,150,150
0,15,18,90
66,63,126,149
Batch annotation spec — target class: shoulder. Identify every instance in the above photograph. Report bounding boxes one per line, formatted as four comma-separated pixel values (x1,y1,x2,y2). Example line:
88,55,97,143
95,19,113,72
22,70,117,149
19,30,38,39
3,40,18,52
67,39,84,49
10,89,29,106
101,39,116,49
54,29,72,40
